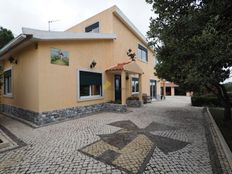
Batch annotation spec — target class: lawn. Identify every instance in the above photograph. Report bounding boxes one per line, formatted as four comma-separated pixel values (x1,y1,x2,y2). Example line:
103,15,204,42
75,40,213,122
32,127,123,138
209,108,232,151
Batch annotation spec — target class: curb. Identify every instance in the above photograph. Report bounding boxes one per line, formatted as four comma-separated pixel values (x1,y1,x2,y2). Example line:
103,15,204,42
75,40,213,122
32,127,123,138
206,107,232,171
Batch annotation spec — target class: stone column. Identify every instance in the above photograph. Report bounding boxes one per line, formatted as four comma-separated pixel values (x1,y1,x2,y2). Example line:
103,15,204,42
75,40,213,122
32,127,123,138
121,70,126,105
171,87,175,96
139,74,143,102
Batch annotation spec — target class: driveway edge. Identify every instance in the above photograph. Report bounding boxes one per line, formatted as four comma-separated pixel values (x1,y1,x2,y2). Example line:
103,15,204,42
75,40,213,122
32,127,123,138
206,107,232,173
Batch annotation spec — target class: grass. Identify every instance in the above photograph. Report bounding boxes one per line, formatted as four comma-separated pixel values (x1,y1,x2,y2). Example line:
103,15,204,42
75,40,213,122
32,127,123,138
209,107,232,151
51,59,69,66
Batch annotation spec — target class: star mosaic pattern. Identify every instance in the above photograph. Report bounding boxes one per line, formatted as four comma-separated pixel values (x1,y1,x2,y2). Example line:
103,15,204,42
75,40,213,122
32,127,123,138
79,120,190,174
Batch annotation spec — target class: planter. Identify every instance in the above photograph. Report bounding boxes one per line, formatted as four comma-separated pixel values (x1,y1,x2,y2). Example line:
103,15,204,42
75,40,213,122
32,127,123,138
126,100,143,107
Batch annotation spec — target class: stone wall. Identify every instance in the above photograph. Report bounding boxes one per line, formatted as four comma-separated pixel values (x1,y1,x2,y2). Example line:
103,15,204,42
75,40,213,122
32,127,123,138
126,100,143,108
1,103,127,126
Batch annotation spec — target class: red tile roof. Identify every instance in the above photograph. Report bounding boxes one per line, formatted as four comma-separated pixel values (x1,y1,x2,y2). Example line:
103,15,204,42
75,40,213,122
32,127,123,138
106,61,132,71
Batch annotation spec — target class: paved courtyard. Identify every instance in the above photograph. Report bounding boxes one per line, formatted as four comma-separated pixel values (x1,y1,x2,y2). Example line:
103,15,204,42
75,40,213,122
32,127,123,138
0,97,228,174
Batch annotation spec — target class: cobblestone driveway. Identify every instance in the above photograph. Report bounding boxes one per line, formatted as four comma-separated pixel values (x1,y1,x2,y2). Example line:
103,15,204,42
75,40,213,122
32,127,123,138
0,97,221,174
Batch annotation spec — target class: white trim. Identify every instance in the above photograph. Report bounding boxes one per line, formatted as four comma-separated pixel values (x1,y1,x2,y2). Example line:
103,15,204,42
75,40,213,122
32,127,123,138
131,77,139,94
22,28,116,40
77,68,104,101
137,43,148,63
0,34,27,58
3,67,13,97
113,7,147,45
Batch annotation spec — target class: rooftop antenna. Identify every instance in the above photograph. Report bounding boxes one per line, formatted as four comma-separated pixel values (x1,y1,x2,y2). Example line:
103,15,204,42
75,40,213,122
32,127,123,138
48,20,59,31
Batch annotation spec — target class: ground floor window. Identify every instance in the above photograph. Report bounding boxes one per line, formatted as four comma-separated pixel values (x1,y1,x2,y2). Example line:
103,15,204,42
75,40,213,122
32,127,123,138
4,69,12,96
132,77,139,94
79,71,102,98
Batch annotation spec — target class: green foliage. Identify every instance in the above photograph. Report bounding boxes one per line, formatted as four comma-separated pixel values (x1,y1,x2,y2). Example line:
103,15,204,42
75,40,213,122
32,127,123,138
210,108,232,151
0,27,14,49
127,96,139,101
146,0,232,120
146,0,232,92
191,96,222,107
224,83,232,92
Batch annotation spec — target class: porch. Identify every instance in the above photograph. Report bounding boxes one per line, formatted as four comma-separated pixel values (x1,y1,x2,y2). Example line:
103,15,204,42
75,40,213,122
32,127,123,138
106,61,144,105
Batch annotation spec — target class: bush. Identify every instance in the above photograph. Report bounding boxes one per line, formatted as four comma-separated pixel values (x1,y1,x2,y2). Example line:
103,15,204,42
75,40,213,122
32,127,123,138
127,96,139,101
191,96,222,107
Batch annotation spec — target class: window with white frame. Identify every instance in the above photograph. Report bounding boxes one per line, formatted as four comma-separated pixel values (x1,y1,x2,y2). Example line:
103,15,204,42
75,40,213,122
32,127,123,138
131,77,139,93
79,71,102,98
138,44,148,62
4,69,12,96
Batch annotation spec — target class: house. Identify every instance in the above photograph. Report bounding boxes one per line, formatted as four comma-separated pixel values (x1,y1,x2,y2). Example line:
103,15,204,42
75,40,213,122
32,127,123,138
0,6,160,125
160,81,191,96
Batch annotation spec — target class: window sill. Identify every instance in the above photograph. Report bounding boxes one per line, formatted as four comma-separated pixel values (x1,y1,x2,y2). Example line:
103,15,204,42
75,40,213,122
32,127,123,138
132,92,139,95
3,94,13,98
78,96,104,102
136,58,148,64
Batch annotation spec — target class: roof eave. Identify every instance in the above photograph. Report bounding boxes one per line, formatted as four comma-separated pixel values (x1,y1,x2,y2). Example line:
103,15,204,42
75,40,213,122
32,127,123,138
0,34,28,58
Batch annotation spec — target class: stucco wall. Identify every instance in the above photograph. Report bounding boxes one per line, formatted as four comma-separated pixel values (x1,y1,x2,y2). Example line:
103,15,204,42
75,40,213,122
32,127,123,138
37,40,114,112
66,6,115,33
1,44,39,112
112,15,160,98
1,6,160,114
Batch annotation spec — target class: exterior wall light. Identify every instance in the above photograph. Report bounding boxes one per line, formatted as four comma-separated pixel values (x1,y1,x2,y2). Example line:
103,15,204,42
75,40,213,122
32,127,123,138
90,60,97,68
127,49,136,61
8,56,17,64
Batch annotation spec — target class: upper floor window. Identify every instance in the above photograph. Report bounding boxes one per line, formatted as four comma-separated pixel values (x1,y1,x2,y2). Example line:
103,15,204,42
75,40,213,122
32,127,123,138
137,44,148,62
4,69,12,96
85,22,99,33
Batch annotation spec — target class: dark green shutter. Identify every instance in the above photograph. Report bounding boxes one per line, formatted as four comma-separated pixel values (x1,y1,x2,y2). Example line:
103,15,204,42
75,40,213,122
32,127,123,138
4,70,11,77
80,71,102,85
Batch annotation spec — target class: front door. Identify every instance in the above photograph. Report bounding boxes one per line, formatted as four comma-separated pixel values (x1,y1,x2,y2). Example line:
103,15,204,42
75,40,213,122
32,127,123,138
150,80,157,99
114,75,121,102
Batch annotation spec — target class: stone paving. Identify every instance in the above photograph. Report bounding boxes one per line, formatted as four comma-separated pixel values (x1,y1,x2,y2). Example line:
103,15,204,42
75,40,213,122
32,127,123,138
0,96,228,174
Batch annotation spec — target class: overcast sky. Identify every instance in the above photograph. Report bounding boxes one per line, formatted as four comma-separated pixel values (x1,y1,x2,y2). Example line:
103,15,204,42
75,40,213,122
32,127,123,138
0,0,154,36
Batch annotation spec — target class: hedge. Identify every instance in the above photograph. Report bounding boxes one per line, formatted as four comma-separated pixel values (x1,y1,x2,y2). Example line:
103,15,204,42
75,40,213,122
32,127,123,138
191,96,222,107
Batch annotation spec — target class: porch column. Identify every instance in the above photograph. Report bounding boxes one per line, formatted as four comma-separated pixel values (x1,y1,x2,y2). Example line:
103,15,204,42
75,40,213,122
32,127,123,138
121,70,126,105
171,87,175,96
163,81,166,97
139,74,143,102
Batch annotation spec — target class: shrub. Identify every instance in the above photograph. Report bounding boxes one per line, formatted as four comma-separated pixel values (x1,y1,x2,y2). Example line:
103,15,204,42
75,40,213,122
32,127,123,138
191,96,222,107
127,96,139,101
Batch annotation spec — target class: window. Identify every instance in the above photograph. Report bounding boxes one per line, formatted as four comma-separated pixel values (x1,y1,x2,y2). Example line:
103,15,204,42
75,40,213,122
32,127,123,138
4,69,12,96
132,77,139,93
137,44,148,62
85,22,99,33
79,71,102,99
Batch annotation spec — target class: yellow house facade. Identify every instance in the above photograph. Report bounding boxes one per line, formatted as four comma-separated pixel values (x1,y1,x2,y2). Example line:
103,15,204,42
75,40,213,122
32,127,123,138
0,6,160,125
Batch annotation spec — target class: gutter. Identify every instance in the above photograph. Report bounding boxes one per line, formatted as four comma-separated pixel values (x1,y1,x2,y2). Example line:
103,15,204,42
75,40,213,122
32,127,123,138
0,34,28,58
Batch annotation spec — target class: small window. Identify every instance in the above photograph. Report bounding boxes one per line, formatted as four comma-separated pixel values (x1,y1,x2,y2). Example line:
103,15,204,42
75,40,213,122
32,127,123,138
79,71,102,99
138,44,148,62
85,22,99,33
132,77,139,93
4,69,12,96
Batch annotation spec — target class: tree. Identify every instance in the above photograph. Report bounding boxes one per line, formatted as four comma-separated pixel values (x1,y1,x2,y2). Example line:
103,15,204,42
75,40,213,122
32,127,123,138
0,27,14,49
146,0,232,120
